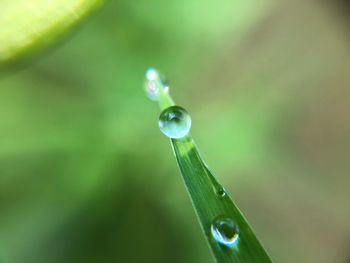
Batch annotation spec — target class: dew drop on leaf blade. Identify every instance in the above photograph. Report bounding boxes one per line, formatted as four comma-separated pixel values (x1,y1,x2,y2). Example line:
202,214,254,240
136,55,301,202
158,106,191,139
144,68,169,101
211,216,239,247
216,187,227,197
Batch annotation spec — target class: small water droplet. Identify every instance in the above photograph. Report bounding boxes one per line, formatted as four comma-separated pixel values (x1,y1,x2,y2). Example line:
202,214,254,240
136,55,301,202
145,68,157,80
216,187,227,197
159,106,191,139
144,68,169,101
211,216,239,247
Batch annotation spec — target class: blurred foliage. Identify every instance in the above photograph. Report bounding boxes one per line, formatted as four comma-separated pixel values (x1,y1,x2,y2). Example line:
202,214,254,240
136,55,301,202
0,0,104,66
0,0,350,263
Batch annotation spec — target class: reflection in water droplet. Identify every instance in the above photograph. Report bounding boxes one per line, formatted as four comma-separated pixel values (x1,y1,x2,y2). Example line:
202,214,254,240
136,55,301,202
159,106,191,139
145,68,157,80
211,216,239,247
159,73,169,91
144,68,169,101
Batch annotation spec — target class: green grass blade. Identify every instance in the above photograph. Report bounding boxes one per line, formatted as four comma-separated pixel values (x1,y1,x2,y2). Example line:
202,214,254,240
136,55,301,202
146,68,273,263
171,136,272,262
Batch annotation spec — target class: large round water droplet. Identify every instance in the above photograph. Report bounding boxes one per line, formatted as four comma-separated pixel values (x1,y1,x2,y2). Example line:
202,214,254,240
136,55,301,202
211,216,239,247
158,106,191,139
144,68,169,101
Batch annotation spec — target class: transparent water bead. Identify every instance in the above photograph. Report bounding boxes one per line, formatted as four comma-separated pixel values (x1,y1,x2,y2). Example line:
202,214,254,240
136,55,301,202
216,187,227,197
144,68,169,101
211,216,239,247
159,106,191,139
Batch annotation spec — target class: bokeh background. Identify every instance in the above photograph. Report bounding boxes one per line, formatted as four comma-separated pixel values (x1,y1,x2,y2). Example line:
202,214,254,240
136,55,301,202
1,0,350,262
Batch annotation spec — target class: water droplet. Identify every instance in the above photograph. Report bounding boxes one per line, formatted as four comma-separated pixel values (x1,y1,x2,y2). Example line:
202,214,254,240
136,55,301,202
159,74,170,92
144,68,169,101
216,187,227,197
145,67,157,81
211,216,239,247
159,106,191,139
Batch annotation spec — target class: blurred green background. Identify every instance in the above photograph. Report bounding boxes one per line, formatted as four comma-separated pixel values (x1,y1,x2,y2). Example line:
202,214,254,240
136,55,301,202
1,0,350,262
